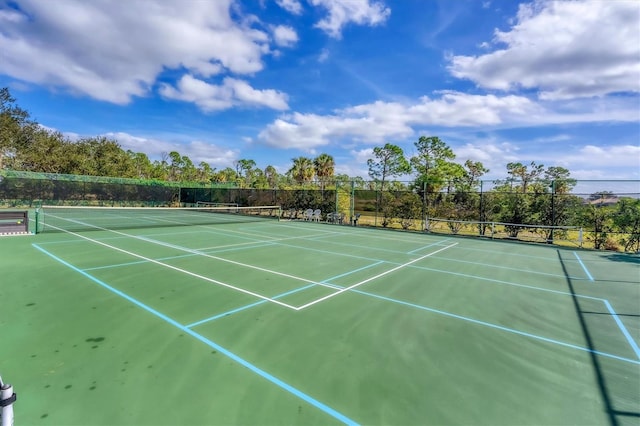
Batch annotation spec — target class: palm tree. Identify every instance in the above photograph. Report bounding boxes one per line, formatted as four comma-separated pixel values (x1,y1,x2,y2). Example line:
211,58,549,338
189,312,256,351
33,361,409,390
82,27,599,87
264,165,279,188
288,157,315,184
314,153,335,190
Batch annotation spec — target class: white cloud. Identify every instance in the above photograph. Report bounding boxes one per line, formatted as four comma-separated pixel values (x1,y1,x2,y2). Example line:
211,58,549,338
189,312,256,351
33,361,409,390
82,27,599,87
105,132,238,168
454,141,520,176
351,148,374,164
310,0,391,38
573,145,640,169
0,0,274,104
448,0,640,99
318,48,330,62
258,90,639,149
276,0,303,15
160,75,289,112
272,25,299,47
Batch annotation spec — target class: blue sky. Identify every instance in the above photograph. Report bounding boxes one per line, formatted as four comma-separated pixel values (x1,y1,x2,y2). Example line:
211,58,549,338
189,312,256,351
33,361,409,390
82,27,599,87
1,0,639,181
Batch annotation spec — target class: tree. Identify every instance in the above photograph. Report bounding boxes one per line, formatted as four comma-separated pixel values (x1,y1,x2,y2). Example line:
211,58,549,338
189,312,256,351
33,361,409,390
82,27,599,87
367,143,411,191
313,153,335,191
577,204,614,250
612,198,640,252
0,87,37,170
410,136,455,192
461,160,489,189
492,162,545,237
196,161,215,183
506,161,544,193
129,151,154,179
180,155,197,182
439,160,489,226
288,156,315,184
367,143,411,226
235,159,256,188
264,165,279,188
168,151,184,181
588,191,617,202
543,166,577,222
533,166,580,242
213,167,237,183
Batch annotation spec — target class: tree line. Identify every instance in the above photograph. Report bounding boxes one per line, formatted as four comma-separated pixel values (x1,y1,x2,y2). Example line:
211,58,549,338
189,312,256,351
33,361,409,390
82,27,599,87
0,87,589,193
1,87,638,251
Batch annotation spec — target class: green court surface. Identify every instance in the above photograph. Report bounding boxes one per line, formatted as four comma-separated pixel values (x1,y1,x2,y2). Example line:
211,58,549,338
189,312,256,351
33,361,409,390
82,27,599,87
1,211,639,425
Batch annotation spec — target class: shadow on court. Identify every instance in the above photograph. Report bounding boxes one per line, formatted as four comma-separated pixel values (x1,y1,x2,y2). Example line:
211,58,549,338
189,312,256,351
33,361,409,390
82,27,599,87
557,250,639,426
606,253,640,264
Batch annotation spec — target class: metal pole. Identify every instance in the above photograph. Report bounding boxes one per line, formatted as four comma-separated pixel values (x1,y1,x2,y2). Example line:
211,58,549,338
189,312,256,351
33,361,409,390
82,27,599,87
550,180,555,243
423,181,427,231
1,375,16,426
335,180,339,216
350,180,355,225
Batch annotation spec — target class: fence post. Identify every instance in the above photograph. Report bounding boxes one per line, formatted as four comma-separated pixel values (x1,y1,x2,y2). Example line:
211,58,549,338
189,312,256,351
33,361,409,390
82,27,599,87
423,181,427,231
550,179,556,243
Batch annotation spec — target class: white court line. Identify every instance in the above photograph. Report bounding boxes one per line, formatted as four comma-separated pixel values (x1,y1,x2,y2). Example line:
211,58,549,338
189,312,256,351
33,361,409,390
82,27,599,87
194,231,342,251
55,215,328,287
42,219,299,310
295,242,458,311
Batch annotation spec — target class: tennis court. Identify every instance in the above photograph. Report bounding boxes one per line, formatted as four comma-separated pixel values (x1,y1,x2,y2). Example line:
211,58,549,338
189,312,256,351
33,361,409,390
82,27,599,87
1,206,639,425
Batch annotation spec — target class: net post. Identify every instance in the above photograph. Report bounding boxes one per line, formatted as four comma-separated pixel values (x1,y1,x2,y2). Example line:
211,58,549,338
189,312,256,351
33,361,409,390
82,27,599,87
579,227,583,248
0,375,16,426
34,208,40,234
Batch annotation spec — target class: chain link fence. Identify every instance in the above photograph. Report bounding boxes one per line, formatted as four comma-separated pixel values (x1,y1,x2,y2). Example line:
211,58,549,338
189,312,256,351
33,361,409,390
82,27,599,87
1,171,638,251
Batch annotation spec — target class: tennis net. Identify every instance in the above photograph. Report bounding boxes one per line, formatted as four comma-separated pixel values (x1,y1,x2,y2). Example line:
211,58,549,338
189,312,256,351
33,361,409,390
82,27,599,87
35,205,281,233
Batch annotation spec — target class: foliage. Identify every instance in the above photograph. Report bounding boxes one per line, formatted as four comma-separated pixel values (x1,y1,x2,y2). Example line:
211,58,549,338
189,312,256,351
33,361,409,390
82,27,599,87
288,157,315,184
576,204,614,250
367,143,411,191
2,88,639,251
612,198,640,252
314,153,335,190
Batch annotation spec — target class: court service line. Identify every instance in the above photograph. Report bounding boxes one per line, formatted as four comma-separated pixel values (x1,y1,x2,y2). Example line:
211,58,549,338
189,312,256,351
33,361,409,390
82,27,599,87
187,261,385,327
408,239,452,254
268,226,454,256
305,235,437,256
264,239,594,298
603,300,640,360
31,244,358,426
255,229,578,281
296,243,458,311
37,223,298,310
194,229,348,248
46,215,343,294
200,225,345,242
573,252,594,281
253,221,450,246
428,255,587,281
84,242,277,271
348,288,640,366
186,283,317,328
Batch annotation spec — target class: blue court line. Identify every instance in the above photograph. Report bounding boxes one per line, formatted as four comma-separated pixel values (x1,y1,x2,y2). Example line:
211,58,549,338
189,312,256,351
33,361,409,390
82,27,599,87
32,244,358,426
187,261,385,327
321,261,385,283
264,239,593,290
346,288,639,365
603,300,640,360
186,283,317,328
407,239,451,254
573,252,594,281
187,300,268,328
422,255,586,280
